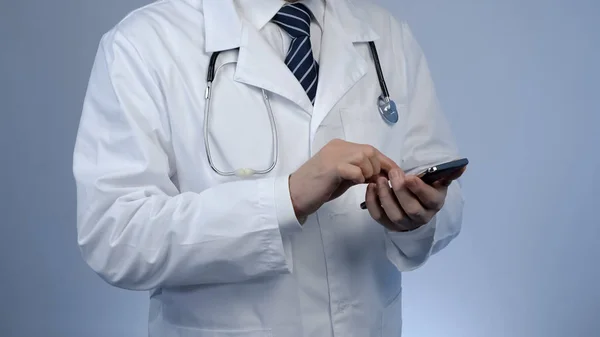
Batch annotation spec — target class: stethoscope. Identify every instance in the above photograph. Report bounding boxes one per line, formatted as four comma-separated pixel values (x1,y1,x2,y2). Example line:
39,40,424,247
204,41,398,178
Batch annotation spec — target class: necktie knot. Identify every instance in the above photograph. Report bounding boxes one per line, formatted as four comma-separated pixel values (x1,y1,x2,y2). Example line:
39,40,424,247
273,3,312,38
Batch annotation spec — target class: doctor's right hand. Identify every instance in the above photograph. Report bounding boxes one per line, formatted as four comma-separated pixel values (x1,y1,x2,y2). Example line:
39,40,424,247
289,139,398,222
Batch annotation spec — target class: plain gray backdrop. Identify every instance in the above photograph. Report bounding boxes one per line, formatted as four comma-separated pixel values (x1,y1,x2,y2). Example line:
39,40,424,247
1,0,599,336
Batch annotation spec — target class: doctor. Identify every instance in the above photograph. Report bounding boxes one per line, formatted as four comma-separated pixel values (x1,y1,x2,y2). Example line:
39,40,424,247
73,0,464,336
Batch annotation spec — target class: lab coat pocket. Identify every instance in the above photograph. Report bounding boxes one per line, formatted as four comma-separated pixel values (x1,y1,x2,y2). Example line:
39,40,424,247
172,326,273,337
339,104,405,149
381,286,403,337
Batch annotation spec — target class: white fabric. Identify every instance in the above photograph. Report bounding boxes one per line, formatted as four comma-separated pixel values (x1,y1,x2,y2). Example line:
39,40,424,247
73,0,465,336
235,0,324,61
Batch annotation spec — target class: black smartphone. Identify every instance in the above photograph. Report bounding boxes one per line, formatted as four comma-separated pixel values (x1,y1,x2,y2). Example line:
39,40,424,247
417,158,469,185
359,158,468,210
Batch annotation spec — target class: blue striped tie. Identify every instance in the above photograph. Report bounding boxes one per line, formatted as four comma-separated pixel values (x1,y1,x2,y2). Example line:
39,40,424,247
273,3,319,105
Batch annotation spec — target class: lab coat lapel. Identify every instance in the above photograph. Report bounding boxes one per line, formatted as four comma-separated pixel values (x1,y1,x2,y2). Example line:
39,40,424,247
310,5,369,143
234,23,314,114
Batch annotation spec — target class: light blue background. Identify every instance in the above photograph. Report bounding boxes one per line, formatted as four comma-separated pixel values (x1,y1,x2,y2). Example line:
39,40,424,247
1,0,598,336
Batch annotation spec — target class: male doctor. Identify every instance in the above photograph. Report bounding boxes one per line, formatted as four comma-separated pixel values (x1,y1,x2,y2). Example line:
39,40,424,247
73,0,465,336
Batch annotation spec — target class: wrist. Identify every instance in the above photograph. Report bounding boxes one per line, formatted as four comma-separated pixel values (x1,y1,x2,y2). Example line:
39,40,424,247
289,174,307,224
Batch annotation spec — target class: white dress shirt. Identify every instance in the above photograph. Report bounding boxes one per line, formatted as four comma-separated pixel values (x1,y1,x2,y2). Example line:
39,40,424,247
235,0,325,63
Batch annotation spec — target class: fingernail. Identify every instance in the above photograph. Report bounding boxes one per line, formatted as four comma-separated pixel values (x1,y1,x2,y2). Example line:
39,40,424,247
390,170,399,179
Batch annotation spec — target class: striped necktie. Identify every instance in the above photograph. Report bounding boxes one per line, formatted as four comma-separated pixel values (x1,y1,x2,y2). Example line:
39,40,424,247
272,3,319,105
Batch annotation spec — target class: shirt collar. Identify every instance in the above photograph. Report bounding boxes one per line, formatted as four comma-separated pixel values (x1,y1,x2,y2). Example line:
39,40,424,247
199,0,379,52
234,0,325,31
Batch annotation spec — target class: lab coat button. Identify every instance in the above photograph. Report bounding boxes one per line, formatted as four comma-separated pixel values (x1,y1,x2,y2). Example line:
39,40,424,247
337,302,349,313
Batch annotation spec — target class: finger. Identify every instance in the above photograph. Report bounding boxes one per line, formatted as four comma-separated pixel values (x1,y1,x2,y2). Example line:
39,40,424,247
434,179,453,188
446,166,467,181
376,176,414,231
432,167,467,187
358,156,375,181
354,144,396,174
358,145,382,177
367,152,382,178
365,183,406,232
366,172,387,185
348,150,375,180
405,175,446,211
389,170,432,225
337,163,365,184
373,150,399,173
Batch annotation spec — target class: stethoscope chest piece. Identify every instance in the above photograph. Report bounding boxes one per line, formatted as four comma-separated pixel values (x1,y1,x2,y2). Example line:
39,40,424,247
378,95,399,124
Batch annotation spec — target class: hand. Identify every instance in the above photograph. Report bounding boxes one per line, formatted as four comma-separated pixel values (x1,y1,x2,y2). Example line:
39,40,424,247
290,139,398,221
364,168,450,232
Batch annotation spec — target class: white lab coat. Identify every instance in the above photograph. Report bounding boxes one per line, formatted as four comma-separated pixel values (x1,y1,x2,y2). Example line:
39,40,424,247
73,0,464,336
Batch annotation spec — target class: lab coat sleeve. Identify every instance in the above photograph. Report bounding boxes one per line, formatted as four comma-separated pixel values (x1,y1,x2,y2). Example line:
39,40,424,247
73,30,302,291
384,20,465,272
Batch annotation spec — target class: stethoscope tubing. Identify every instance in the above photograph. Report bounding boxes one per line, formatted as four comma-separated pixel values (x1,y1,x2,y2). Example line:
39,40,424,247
367,41,390,99
204,60,279,177
203,41,391,177
205,42,390,101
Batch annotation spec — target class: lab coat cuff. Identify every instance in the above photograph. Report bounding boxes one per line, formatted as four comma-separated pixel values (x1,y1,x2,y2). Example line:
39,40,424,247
386,217,437,241
384,217,437,272
274,175,303,236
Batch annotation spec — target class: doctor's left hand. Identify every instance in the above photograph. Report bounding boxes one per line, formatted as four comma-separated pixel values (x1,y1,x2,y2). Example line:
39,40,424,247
364,168,449,232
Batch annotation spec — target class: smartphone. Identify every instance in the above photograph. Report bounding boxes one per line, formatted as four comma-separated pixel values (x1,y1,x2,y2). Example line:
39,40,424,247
359,158,468,210
417,158,469,185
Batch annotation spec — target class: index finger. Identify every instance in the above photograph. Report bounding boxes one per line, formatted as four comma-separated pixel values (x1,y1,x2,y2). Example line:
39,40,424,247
405,175,446,211
375,150,399,172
